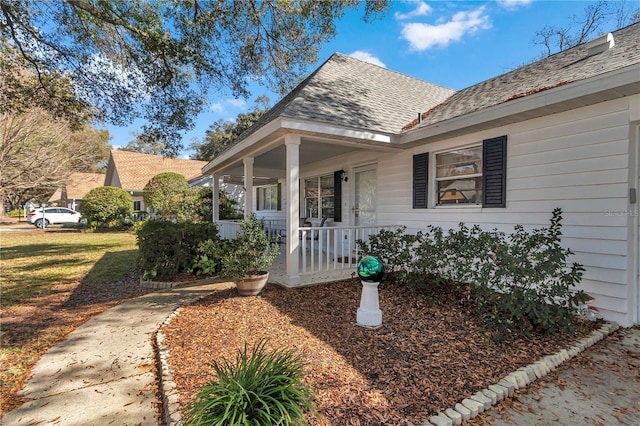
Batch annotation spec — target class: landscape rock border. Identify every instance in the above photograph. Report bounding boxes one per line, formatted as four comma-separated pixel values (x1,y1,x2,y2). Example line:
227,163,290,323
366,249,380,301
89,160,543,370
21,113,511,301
155,301,619,426
141,276,218,289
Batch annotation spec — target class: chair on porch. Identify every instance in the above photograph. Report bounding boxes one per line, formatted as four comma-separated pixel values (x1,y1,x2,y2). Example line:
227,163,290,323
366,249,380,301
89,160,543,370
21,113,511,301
301,217,327,241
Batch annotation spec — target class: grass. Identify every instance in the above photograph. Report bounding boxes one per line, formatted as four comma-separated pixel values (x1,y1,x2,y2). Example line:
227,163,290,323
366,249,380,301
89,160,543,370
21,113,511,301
1,231,137,308
0,229,145,414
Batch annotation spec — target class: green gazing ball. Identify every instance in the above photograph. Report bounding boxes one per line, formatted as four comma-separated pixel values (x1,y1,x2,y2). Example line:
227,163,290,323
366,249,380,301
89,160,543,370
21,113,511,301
357,256,385,282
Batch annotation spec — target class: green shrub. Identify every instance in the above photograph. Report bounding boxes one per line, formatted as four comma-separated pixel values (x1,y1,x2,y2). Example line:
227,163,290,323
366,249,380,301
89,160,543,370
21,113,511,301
143,172,189,220
189,238,227,276
80,186,134,228
219,215,280,282
358,208,585,338
184,340,316,426
135,220,219,280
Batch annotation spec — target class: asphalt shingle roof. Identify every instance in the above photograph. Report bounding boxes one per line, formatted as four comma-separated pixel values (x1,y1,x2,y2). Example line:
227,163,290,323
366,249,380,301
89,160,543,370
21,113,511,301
410,22,640,131
48,172,105,203
109,150,207,191
235,53,455,144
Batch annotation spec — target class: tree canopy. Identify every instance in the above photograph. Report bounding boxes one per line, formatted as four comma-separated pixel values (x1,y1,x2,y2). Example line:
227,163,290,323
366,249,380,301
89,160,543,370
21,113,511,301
1,0,388,156
190,96,270,161
0,107,110,212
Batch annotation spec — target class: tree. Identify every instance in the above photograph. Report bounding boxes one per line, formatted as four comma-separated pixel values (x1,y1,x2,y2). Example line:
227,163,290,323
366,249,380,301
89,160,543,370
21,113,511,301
533,1,640,57
143,172,189,219
121,132,166,156
80,186,133,227
185,186,243,222
0,108,110,215
190,96,270,161
1,1,388,156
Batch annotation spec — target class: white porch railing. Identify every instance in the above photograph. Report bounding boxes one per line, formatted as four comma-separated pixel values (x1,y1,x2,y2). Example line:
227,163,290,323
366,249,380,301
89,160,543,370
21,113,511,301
299,225,400,275
216,220,400,278
216,219,285,240
217,220,241,240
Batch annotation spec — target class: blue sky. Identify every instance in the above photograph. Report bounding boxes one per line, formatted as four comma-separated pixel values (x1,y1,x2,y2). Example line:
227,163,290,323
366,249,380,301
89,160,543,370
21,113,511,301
104,0,637,157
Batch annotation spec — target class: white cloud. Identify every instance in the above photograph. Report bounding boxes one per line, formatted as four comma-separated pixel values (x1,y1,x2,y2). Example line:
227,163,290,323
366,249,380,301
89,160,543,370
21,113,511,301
209,101,224,113
395,2,433,20
227,98,246,108
400,6,492,51
497,0,533,10
209,98,247,114
348,51,386,68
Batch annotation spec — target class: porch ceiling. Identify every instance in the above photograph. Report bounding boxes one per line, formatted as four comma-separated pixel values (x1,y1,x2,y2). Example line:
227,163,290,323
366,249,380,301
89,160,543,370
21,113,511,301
220,139,364,179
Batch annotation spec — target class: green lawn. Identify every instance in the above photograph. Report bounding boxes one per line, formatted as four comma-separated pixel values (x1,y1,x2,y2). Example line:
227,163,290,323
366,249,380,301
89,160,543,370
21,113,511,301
1,231,138,308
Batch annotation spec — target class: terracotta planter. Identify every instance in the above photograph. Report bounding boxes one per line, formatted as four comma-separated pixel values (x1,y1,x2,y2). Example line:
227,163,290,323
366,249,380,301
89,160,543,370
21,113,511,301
236,271,269,296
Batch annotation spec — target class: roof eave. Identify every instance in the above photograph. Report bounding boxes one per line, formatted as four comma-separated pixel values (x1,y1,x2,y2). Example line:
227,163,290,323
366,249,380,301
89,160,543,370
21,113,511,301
400,63,640,146
202,117,398,175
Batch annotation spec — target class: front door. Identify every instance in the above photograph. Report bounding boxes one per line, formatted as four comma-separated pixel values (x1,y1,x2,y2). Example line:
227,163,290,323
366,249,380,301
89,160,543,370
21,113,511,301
353,165,377,227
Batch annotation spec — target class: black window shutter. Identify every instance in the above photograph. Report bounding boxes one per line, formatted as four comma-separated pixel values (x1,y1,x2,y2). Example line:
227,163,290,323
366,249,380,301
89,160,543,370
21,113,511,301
277,183,282,211
333,171,342,222
413,153,429,208
483,135,507,208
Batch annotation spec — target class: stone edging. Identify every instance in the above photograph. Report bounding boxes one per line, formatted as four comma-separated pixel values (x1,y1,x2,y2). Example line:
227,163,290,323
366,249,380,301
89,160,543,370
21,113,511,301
155,312,619,426
427,321,620,425
141,276,218,289
157,307,187,425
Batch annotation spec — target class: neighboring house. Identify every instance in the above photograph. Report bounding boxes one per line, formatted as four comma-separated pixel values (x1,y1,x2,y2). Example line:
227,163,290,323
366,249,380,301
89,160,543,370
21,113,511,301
104,150,207,212
47,172,105,211
203,23,640,327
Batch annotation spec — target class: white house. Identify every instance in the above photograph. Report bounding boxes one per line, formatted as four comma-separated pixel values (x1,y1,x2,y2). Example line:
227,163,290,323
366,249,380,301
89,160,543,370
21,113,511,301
203,23,640,327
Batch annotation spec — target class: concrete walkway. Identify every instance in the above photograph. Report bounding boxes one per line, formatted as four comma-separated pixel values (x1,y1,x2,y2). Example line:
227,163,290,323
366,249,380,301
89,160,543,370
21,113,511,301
481,326,640,425
1,281,234,426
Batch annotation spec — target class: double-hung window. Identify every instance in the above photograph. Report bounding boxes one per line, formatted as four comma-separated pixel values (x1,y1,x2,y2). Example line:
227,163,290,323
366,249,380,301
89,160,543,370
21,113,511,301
435,146,482,205
304,174,334,219
257,184,280,211
413,135,507,209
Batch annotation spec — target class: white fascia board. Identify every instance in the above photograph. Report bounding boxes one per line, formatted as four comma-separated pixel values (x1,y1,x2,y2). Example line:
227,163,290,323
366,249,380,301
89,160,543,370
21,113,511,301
280,117,394,144
202,117,284,175
400,63,640,145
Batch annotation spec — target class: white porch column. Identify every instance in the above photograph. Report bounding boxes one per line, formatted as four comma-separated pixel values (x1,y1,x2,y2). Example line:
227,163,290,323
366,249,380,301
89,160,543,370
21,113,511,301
285,134,301,285
212,173,220,222
243,157,254,219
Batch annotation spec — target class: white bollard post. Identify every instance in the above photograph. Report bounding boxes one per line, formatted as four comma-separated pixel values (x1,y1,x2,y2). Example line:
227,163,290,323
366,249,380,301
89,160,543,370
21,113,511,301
357,280,382,328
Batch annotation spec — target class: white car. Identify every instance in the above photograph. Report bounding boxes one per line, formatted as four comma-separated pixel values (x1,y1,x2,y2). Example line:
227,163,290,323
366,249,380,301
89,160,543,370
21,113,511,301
27,207,84,228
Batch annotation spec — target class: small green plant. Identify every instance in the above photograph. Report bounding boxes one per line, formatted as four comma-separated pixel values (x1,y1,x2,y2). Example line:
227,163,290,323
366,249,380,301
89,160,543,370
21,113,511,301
189,239,226,276
220,215,280,282
184,340,316,426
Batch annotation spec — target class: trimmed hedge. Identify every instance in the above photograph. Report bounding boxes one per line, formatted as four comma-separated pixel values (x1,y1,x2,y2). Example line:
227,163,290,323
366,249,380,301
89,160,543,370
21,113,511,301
136,220,219,280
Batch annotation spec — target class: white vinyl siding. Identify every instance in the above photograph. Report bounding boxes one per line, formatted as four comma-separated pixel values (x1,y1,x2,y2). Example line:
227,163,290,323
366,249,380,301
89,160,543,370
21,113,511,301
374,97,634,325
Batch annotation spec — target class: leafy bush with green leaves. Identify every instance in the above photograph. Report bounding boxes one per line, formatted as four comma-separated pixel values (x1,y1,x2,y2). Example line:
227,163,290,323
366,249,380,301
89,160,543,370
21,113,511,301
143,172,189,220
189,238,227,276
184,340,316,426
358,208,585,338
135,220,219,280
80,186,134,228
220,215,280,282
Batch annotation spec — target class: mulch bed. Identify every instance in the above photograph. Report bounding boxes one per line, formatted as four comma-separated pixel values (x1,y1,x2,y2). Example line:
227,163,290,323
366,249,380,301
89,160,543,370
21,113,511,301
162,279,601,425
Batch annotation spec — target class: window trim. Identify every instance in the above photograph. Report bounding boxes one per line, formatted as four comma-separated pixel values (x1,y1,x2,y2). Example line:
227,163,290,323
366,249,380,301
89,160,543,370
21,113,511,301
256,184,280,211
434,144,483,207
303,173,335,220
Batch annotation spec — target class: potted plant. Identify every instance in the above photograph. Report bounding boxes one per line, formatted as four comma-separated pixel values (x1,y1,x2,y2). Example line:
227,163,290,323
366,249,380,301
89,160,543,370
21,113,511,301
220,214,280,296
